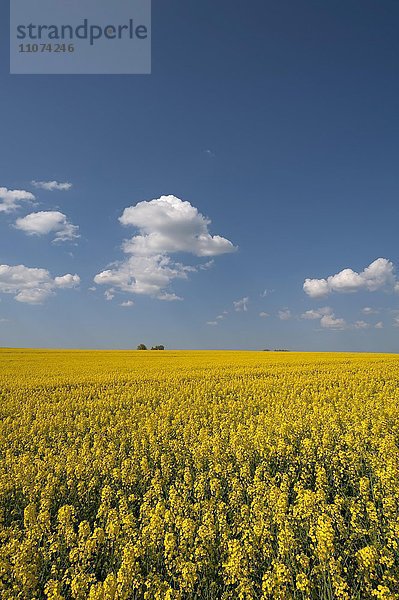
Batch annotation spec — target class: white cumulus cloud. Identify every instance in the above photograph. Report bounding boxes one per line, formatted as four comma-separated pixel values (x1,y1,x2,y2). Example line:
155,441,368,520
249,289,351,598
0,187,35,213
354,320,370,330
95,255,192,299
95,195,236,301
278,309,292,321
259,311,270,318
120,300,134,307
119,195,236,257
320,313,347,330
15,211,79,243
54,274,81,288
301,307,332,320
234,297,249,312
362,307,379,315
304,258,396,298
303,306,379,331
32,180,72,191
0,264,80,304
158,292,183,301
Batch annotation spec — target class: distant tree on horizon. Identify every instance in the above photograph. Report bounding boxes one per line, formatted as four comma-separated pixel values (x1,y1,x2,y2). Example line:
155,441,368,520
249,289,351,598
137,344,147,350
151,345,165,350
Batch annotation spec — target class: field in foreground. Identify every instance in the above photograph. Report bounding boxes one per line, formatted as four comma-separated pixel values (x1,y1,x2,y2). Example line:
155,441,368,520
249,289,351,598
1,350,399,600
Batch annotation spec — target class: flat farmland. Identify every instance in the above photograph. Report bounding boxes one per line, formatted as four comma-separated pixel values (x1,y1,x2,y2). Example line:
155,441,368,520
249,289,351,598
1,350,399,599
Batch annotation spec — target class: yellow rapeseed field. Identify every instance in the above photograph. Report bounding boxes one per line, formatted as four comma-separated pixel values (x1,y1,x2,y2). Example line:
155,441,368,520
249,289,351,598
1,349,399,600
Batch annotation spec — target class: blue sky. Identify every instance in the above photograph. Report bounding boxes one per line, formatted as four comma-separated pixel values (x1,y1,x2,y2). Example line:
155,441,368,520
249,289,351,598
1,0,399,350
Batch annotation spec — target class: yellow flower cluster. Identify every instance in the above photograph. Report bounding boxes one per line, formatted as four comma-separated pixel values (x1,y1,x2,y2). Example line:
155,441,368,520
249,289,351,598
1,349,399,599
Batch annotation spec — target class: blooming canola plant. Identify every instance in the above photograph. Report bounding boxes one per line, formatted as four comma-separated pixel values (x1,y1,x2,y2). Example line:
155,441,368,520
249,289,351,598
1,349,399,599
